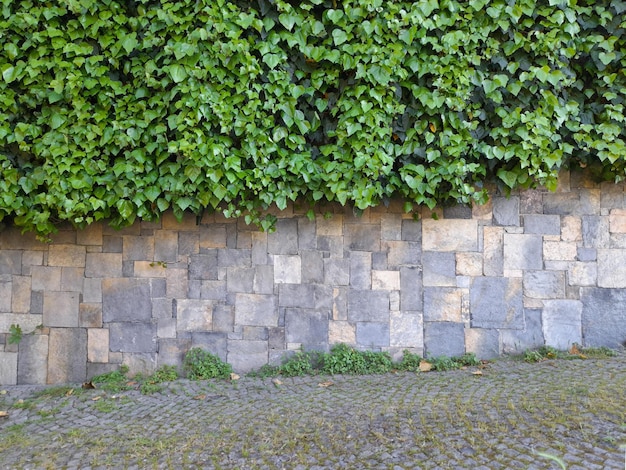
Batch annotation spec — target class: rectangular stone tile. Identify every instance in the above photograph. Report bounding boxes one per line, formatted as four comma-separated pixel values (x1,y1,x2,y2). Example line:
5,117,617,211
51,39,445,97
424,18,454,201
79,303,102,328
227,339,268,373
61,267,84,292
251,232,268,265
329,320,355,345
503,234,542,270
542,299,582,350
356,322,389,348
31,291,43,313
423,322,465,358
483,226,504,276
285,308,329,348
76,223,103,246
267,219,298,254
0,313,43,336
400,266,422,311
501,308,544,354
274,255,301,284
218,248,252,267
597,249,626,288
109,322,157,353
166,268,188,299
226,266,255,292
123,236,154,261
235,293,278,326
213,304,234,333
473,197,494,219
401,219,421,242
384,241,420,268
48,244,86,267
253,265,274,294
372,271,400,291
85,253,123,278
191,332,228,361
390,311,423,349
0,351,18,385
103,278,152,322
154,230,178,262
200,225,227,250
316,214,343,236
324,258,350,286
544,190,600,215
0,250,22,275
523,271,565,299
492,196,520,226
609,208,626,233
162,211,198,231
422,219,478,252
82,278,101,303
568,262,597,286
17,334,48,384
423,251,456,287
470,277,523,329
347,290,389,322
279,284,315,308
301,251,324,284
443,204,472,219
381,214,402,241
11,275,30,313
43,291,80,327
21,250,44,276
0,279,11,312
156,338,190,371
543,241,577,261
48,328,87,384
88,328,109,363
298,218,317,250
456,252,483,277
465,328,500,359
424,287,463,322
561,216,582,241
317,235,343,258
0,227,44,251
176,299,213,332
349,252,371,289
581,287,626,348
345,224,380,251
332,287,348,321
523,215,560,235
200,280,227,301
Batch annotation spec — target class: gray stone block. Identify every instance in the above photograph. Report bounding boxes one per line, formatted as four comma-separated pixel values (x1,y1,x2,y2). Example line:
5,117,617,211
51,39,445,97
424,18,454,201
384,241,420,269
423,322,465,358
83,278,102,303
501,308,544,354
401,219,421,242
226,266,255,293
523,270,565,299
400,266,422,311
31,266,61,291
348,290,389,322
597,249,626,288
122,260,134,277
17,334,48,384
298,218,317,250
542,300,582,350
43,291,80,327
48,328,87,384
154,230,178,262
178,232,199,256
317,235,343,258
30,291,43,314
346,224,380,251
422,251,456,287
301,251,324,284
285,308,329,347
503,234,542,270
176,299,213,332
150,278,167,298
218,248,251,267
243,326,268,341
0,351,17,385
493,197,520,226
274,255,301,284
253,265,274,294
465,328,500,359
324,258,350,286
356,322,390,348
470,277,524,329
109,322,157,353
333,287,348,321
523,215,561,235
189,252,218,280
191,332,228,362
103,278,152,322
582,216,609,247
0,250,22,274
581,288,626,348
267,219,298,254
381,214,402,240
577,247,597,262
157,338,190,370
102,236,123,253
200,280,227,301
213,305,234,333
443,205,472,219
227,339,268,372
349,252,371,289
372,251,388,270
85,253,123,278
268,327,285,349
123,236,154,261
235,293,278,326
314,285,334,310
0,280,10,312
61,267,84,292
279,284,316,308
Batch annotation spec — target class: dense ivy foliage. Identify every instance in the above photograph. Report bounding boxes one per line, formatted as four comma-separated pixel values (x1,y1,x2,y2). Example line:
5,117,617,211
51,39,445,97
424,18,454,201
1,0,625,235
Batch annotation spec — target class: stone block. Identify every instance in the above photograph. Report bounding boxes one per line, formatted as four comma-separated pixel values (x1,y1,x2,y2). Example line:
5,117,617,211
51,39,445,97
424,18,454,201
102,235,123,253
253,265,274,294
543,241,577,261
472,197,493,220
423,251,456,286
384,241,420,268
348,290,389,322
390,311,423,348
324,258,350,286
345,224,380,251
122,353,157,377
122,236,154,261
314,285,333,310
581,287,626,348
568,262,597,287
0,250,22,275
48,244,86,267
21,251,44,276
109,322,157,353
523,215,560,235
157,317,177,338
31,266,62,291
189,252,217,280
329,320,355,345
381,214,402,240
227,340,268,373
423,322,465,358
301,251,324,284
597,249,626,288
470,277,524,329
218,248,251,267
371,251,388,270
200,280,227,301
103,278,152,322
0,279,11,312
493,197,520,226
243,326,268,341
133,261,167,278
200,225,227,249
523,270,565,299
267,219,298,254
349,252,371,289
600,181,624,208
465,328,500,359
544,190,599,216
162,211,197,231
424,287,463,322
17,334,48,384
542,300,582,350
372,271,400,291
166,268,188,299
152,298,173,320
274,255,301,284
401,219,421,242
501,308,544,354
11,276,30,314
268,327,285,349
176,299,213,332
397,270,421,318
251,232,268,265
316,214,343,236
43,291,79,327
157,338,191,370
235,293,278,326
503,234,542,270
422,219,478,252
278,284,315,308
76,223,103,246
298,218,317,250
356,322,389,348
179,231,199,256
154,230,178,262
48,328,87,384
226,266,255,292
317,235,343,258
456,252,483,277
83,278,102,303
190,332,228,361
561,216,582,242
0,313,43,334
85,253,123,278
333,287,348,321
88,328,109,363
443,204,472,219
0,351,18,385
610,208,626,233
60,267,84,292
483,226,504,276
285,308,329,347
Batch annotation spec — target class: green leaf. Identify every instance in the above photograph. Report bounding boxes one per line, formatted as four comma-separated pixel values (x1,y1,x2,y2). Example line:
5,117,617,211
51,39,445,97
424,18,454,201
121,33,138,54
326,9,344,24
168,65,187,83
332,29,348,46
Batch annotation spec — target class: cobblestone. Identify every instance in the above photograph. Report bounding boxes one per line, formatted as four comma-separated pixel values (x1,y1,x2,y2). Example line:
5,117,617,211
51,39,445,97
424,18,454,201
1,353,625,469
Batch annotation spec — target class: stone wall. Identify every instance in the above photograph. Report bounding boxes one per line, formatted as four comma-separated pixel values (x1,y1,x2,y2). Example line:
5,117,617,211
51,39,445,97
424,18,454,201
1,171,626,384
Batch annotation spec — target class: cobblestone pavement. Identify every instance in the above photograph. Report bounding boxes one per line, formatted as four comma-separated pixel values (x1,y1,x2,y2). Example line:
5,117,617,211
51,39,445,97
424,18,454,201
1,353,625,470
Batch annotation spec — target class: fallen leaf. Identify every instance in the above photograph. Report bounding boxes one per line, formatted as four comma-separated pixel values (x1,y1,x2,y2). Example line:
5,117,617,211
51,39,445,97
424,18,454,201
66,389,75,396
272,378,283,386
82,382,95,389
230,373,240,381
419,361,433,372
318,381,334,388
193,394,206,400
91,396,101,401
0,411,8,417
472,370,483,376
126,381,137,386
429,122,436,133
569,344,580,355
0,390,7,395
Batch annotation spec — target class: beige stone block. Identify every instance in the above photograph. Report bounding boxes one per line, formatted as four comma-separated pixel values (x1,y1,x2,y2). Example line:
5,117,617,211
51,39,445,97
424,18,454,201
79,303,102,328
543,241,577,261
328,320,355,345
456,252,483,276
11,276,31,313
166,268,188,299
31,266,62,291
88,328,109,363
423,218,478,252
21,251,44,275
472,198,493,220
390,311,423,348
561,216,582,241
48,244,86,268
0,351,18,385
609,209,626,233
523,297,544,308
372,271,400,290
76,223,103,246
200,225,227,249
162,210,198,231
568,262,597,287
0,226,45,251
85,253,123,278
44,291,80,327
316,214,343,236
133,261,167,278
0,313,43,334
61,267,84,292
424,287,462,322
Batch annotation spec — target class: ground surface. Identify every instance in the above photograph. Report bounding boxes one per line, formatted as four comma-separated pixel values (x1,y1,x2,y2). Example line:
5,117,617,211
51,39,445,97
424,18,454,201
1,353,625,469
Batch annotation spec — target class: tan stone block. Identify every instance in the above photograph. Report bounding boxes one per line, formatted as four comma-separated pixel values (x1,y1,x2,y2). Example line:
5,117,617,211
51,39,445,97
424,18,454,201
523,297,544,308
543,241,577,261
0,313,43,334
48,244,86,267
472,198,493,220
166,268,188,299
79,303,102,328
328,321,355,345
85,253,123,278
0,226,45,251
609,209,626,233
200,225,227,249
21,251,44,275
133,261,167,278
162,210,199,231
88,328,109,363
456,252,483,276
424,287,462,322
561,216,582,241
61,267,84,292
31,266,62,290
316,214,343,236
372,271,400,290
76,223,103,246
423,218,478,252
11,276,31,313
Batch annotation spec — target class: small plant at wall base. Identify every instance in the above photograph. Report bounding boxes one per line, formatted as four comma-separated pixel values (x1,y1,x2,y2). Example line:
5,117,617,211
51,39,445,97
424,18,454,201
183,348,232,380
8,324,22,345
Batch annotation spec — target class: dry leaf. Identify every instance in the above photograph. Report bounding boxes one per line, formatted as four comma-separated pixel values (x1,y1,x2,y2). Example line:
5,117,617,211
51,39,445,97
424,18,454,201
569,344,580,355
82,382,95,389
0,390,7,395
472,370,483,376
230,373,240,381
66,388,75,397
0,411,8,418
272,378,283,386
193,394,206,400
126,381,137,386
318,381,334,388
419,361,433,372
429,122,436,133
91,396,101,401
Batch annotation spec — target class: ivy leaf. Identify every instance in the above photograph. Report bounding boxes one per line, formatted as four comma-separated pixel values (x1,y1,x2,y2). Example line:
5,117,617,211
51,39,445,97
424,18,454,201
121,33,138,54
168,65,187,83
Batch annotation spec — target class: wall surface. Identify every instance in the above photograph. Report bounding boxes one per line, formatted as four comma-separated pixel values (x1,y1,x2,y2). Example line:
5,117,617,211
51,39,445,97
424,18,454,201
1,171,626,384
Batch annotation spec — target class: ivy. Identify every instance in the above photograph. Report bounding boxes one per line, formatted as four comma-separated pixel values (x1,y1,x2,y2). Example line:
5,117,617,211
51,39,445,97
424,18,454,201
1,0,625,236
